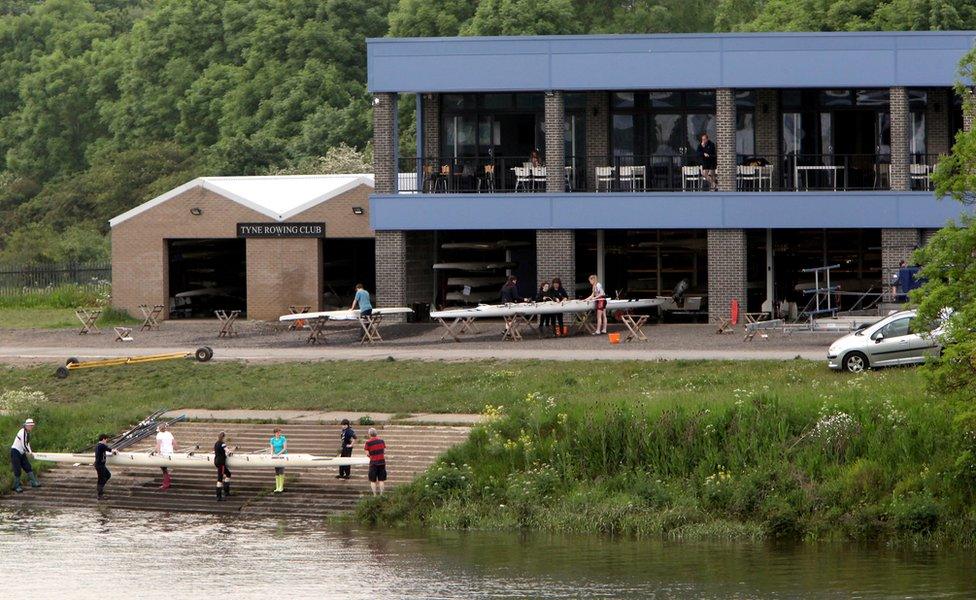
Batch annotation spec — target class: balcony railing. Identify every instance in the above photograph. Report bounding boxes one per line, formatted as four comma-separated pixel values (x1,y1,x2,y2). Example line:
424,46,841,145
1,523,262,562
396,154,939,194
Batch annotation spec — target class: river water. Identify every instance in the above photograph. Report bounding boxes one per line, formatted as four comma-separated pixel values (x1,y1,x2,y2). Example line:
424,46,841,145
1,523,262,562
0,508,972,599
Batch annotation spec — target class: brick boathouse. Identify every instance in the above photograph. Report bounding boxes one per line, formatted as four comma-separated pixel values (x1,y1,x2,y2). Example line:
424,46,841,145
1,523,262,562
110,175,375,321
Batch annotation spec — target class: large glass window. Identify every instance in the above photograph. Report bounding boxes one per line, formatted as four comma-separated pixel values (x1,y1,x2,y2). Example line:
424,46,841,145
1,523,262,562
737,112,755,156
910,112,926,156
608,91,717,160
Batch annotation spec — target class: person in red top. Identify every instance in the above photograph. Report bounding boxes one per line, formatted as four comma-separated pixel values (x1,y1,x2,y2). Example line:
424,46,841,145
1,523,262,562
364,428,387,496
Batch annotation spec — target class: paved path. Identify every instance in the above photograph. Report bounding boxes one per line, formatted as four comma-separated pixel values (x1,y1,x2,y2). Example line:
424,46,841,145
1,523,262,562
0,344,824,364
162,409,485,425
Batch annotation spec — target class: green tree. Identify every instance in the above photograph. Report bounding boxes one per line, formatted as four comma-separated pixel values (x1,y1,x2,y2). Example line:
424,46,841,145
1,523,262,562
461,0,583,36
388,0,477,37
914,49,976,394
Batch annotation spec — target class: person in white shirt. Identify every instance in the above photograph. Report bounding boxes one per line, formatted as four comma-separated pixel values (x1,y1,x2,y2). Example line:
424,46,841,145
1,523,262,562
584,274,608,335
153,423,178,491
10,418,39,493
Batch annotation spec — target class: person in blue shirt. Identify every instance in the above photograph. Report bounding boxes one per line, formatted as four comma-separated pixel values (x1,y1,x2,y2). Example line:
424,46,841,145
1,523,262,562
336,419,357,480
269,427,287,494
351,283,373,316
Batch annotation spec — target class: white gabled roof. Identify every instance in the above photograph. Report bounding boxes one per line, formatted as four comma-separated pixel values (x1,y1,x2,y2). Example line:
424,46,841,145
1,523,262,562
109,174,375,228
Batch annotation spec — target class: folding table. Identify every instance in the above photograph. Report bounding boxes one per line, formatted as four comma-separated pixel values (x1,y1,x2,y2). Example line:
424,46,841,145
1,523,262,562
215,309,240,337
620,314,649,342
75,309,102,335
139,304,164,331
287,305,311,331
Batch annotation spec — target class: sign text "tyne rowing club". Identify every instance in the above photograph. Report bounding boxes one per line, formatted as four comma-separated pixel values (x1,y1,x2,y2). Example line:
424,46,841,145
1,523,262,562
236,223,326,238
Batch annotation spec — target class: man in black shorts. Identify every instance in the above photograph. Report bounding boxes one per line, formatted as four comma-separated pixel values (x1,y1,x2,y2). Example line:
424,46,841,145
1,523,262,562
337,419,357,479
94,433,116,500
214,431,232,501
364,427,387,496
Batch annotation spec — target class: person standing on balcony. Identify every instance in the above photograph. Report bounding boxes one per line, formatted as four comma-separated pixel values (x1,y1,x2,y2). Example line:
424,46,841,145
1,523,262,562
530,149,543,167
698,133,718,191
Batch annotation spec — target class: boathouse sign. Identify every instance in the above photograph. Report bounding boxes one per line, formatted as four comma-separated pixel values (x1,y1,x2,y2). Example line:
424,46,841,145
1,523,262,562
236,222,326,238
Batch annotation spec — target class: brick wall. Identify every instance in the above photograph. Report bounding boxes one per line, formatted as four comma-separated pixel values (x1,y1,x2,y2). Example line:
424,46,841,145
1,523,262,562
716,89,736,192
536,230,575,291
111,184,373,321
920,228,939,246
373,92,398,194
962,88,974,133
584,92,609,191
423,93,440,160
755,89,780,184
707,229,747,321
926,88,949,157
544,92,566,192
881,228,920,298
375,230,406,309
375,230,434,320
890,87,910,191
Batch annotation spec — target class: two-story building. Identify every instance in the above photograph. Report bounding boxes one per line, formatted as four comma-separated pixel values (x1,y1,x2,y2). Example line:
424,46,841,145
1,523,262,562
367,32,973,319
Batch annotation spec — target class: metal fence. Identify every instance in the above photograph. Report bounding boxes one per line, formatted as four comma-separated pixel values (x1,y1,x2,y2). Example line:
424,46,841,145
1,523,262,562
0,262,111,296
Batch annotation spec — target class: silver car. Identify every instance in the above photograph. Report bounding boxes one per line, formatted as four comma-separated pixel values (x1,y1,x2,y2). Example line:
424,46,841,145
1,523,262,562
827,309,942,373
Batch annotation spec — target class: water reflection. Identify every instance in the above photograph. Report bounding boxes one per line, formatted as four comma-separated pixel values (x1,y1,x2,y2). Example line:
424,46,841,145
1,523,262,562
0,508,971,599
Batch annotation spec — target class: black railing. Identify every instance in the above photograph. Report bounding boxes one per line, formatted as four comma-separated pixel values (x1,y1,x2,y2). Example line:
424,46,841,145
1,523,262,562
397,153,941,193
0,262,111,296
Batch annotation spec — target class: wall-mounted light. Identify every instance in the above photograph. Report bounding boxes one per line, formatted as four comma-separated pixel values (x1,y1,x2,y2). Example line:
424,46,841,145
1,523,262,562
190,207,203,216
372,96,381,106
352,207,365,215
934,102,942,113
761,103,769,115
591,106,599,117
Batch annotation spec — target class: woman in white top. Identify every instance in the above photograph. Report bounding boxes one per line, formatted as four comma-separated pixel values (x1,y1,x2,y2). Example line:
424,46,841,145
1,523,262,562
153,423,178,491
584,274,608,335
10,418,39,493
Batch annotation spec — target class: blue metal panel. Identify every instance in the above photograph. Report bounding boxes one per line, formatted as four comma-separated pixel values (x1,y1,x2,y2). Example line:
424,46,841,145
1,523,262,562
370,192,970,230
367,32,975,92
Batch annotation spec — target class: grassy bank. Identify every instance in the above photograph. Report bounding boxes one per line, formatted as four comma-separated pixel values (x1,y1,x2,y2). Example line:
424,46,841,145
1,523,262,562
356,362,976,545
0,285,134,329
1,359,972,544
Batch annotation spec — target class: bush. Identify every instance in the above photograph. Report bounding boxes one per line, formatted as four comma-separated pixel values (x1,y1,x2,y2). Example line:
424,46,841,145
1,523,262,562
892,495,941,535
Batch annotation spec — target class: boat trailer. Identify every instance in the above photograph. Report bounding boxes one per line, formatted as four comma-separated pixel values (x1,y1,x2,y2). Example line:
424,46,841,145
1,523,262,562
55,347,214,378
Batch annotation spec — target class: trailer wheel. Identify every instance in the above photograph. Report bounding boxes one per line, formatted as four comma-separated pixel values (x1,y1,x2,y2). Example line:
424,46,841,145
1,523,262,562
55,366,70,379
65,357,79,366
194,347,213,362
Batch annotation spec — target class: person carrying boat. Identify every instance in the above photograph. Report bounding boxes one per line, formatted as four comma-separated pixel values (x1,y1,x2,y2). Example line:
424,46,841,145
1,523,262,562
153,423,177,491
364,428,387,496
550,277,569,336
10,418,39,493
269,427,287,494
214,431,232,501
336,419,357,480
351,283,373,317
95,433,116,500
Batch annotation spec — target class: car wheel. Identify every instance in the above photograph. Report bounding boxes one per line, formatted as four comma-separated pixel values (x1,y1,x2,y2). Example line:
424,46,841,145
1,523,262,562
843,351,868,373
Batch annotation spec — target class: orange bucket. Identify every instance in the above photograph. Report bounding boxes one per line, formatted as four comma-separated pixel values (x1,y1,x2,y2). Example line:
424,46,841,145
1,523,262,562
561,326,569,336
608,332,621,344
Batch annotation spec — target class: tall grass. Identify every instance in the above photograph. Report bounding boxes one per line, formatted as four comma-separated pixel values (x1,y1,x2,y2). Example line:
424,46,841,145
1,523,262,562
0,284,108,309
361,375,976,545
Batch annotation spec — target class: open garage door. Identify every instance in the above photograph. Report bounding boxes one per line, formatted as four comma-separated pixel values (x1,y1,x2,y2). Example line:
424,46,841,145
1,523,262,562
322,238,375,309
168,239,246,318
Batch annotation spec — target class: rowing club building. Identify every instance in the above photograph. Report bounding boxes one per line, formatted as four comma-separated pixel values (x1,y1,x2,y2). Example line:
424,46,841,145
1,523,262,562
110,175,375,320
367,32,973,319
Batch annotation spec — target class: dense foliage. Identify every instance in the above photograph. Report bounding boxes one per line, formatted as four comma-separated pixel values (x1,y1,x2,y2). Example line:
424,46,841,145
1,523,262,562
2,0,975,265
361,373,976,544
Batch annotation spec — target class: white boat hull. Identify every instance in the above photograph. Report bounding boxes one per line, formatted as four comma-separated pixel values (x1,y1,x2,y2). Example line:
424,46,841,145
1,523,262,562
279,307,413,323
430,298,662,319
31,452,370,469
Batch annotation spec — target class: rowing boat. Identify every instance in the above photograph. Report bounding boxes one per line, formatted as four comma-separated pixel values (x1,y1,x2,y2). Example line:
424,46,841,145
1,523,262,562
429,298,662,319
278,307,413,323
31,452,370,469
